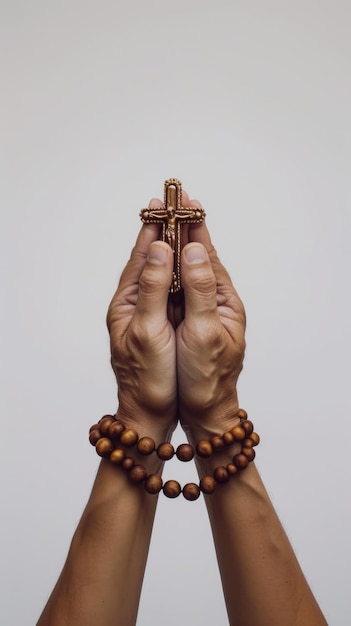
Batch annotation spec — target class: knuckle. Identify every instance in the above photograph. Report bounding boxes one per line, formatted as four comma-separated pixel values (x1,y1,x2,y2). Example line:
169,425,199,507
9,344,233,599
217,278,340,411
106,303,114,332
127,320,155,353
138,266,166,294
187,268,216,295
235,297,246,327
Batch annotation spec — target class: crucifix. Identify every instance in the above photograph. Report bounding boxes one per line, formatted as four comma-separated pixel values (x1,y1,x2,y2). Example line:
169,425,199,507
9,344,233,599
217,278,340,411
140,178,206,292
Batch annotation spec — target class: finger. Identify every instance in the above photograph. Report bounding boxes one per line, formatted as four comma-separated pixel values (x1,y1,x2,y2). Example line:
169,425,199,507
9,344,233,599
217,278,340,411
184,217,245,324
148,197,164,208
116,224,160,292
181,242,218,321
182,189,190,206
188,219,234,287
178,191,202,248
117,194,166,291
133,241,174,327
189,198,202,208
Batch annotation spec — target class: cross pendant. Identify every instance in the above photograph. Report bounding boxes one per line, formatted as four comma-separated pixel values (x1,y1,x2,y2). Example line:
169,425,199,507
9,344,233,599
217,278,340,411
140,179,206,292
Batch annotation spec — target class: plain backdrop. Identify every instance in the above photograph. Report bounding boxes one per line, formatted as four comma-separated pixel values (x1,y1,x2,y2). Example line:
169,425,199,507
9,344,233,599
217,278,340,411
1,1,350,624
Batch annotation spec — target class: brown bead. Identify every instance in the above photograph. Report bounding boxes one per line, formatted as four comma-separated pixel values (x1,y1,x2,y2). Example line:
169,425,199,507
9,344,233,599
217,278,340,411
233,453,249,470
226,463,238,476
196,440,213,458
242,446,256,462
89,429,101,446
122,456,135,471
183,483,201,501
89,423,100,433
95,437,113,457
237,408,248,420
99,415,115,435
214,466,230,483
199,475,216,494
241,420,254,436
163,480,181,498
145,474,163,494
250,432,260,446
108,420,125,440
242,437,254,449
223,431,235,446
110,448,125,464
231,425,246,441
99,413,115,423
157,442,174,460
176,444,195,462
137,436,156,455
120,428,139,447
128,464,147,484
210,435,225,452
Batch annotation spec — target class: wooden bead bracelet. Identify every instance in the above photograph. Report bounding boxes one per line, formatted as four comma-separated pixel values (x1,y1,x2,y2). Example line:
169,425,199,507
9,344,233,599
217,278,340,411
88,409,260,501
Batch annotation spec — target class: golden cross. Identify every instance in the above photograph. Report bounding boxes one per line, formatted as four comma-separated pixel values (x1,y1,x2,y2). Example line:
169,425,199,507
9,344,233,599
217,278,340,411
140,178,206,292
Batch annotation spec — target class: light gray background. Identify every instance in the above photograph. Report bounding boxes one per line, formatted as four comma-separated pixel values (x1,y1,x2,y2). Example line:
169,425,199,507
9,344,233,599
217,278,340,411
1,1,350,624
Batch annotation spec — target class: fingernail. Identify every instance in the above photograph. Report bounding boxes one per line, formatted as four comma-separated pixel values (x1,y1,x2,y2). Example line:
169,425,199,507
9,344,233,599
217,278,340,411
148,242,168,264
184,243,206,264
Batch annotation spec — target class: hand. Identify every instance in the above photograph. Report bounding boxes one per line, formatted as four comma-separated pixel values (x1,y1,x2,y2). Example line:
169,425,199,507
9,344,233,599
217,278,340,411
106,210,177,439
176,216,246,437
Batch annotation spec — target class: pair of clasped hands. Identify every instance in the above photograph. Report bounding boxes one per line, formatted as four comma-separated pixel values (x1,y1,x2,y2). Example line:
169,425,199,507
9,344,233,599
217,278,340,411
107,189,246,448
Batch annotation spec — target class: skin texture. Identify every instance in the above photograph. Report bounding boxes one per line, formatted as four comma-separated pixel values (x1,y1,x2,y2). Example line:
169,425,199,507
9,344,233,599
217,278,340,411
37,190,327,626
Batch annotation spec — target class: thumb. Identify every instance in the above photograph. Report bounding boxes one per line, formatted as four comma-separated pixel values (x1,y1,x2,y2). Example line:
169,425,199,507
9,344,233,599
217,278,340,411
134,241,173,327
181,242,218,321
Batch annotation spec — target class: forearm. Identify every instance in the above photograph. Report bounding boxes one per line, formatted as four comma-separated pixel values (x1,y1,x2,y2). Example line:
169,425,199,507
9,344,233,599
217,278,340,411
37,425,168,626
188,426,327,626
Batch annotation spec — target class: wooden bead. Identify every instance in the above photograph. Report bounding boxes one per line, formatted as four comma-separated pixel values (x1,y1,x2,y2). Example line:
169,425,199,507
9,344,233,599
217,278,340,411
242,437,254,449
226,463,238,476
95,437,113,457
128,465,147,484
89,407,257,501
120,428,138,447
196,440,213,458
199,475,216,494
99,415,115,435
183,483,200,501
241,420,254,436
176,444,195,462
231,425,246,441
145,474,163,494
110,448,125,464
242,446,256,462
108,420,125,440
137,436,156,455
233,453,249,470
210,435,225,451
122,456,135,471
163,480,181,498
157,442,174,460
89,423,100,433
237,408,248,420
89,429,101,446
214,466,230,483
98,413,116,424
250,432,260,446
223,431,235,446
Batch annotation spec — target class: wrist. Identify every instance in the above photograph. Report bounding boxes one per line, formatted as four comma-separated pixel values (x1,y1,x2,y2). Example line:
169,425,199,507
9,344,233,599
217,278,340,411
89,408,259,500
180,393,240,441
116,400,177,443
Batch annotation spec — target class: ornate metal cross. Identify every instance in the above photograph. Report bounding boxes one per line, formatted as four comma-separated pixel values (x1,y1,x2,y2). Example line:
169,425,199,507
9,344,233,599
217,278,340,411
140,178,206,292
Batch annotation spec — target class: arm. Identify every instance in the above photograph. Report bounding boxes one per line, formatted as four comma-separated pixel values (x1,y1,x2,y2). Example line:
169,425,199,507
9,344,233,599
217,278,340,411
37,219,177,626
37,457,164,626
177,218,327,626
